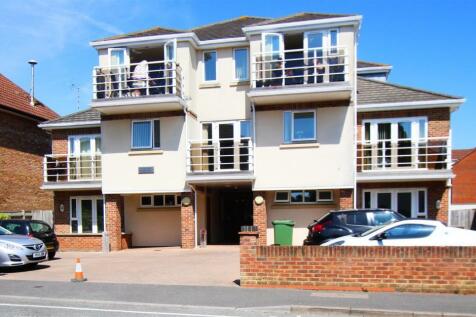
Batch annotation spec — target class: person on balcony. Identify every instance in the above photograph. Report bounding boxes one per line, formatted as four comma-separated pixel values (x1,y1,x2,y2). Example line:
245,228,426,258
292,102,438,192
130,60,149,96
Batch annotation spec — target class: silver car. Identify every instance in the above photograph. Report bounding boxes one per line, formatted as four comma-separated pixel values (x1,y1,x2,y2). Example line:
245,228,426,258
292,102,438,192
0,226,47,267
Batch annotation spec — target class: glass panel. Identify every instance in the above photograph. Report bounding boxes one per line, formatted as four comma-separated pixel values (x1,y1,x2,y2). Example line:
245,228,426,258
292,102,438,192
418,191,426,215
377,123,391,168
385,224,435,239
398,121,412,138
71,220,78,233
176,195,182,206
397,192,412,218
307,33,324,84
377,193,392,209
95,137,101,153
264,34,281,58
110,49,125,66
240,121,252,138
397,121,413,167
293,112,315,140
372,211,399,226
318,191,332,201
71,199,77,218
81,200,93,233
275,192,289,202
364,192,371,208
219,124,234,170
364,122,370,141
96,199,104,233
153,120,160,148
283,112,292,143
31,222,51,234
304,190,317,203
153,195,164,207
204,51,217,81
132,121,151,148
330,30,338,48
141,196,152,206
165,195,176,206
234,48,248,80
290,191,303,203
165,41,175,61
419,119,426,139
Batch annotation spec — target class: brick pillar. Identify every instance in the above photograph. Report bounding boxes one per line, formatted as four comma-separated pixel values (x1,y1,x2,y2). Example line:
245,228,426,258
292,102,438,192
429,183,449,223
181,192,195,249
338,189,354,210
239,230,258,287
106,194,123,251
252,192,267,245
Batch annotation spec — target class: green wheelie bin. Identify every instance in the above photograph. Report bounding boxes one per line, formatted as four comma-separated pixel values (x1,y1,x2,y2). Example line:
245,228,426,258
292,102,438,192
272,220,295,246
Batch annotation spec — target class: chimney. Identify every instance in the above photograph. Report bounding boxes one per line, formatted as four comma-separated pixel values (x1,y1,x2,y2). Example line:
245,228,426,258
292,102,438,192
28,59,38,106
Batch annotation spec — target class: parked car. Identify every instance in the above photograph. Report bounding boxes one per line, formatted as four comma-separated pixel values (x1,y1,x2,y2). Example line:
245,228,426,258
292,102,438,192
0,226,47,267
304,209,405,245
321,219,476,246
0,220,59,259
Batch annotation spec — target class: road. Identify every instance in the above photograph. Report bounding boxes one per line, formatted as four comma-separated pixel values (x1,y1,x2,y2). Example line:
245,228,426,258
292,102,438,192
0,280,475,316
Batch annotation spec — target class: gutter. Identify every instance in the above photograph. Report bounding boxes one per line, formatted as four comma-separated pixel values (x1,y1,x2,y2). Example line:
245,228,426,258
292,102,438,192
38,120,101,130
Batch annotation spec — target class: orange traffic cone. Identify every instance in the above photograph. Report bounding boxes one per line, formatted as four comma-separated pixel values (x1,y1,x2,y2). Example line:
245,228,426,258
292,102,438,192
71,258,87,282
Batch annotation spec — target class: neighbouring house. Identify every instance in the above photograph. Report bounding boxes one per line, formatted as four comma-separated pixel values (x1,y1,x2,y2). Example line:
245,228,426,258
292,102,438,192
0,73,59,221
39,12,465,251
451,148,476,229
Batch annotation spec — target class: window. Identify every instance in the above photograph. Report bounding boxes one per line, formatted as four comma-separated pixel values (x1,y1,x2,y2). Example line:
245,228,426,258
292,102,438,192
371,211,403,226
233,48,249,81
275,192,289,203
283,111,316,143
30,222,51,234
140,194,181,208
204,51,217,81
108,48,128,66
363,189,428,218
131,120,160,149
70,197,104,234
384,224,435,239
318,190,333,201
275,190,334,204
336,213,369,226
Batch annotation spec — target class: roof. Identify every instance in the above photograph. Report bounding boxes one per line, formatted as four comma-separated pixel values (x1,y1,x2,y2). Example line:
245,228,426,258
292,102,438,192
453,148,476,163
0,73,58,121
357,60,391,69
95,26,185,42
357,77,462,105
39,108,100,128
192,16,267,41
250,12,353,27
452,148,476,205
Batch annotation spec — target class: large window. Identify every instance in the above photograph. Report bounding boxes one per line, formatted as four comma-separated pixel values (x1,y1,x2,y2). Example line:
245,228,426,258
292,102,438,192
283,110,316,143
131,119,160,149
140,194,182,208
274,190,333,204
363,188,427,218
204,51,217,81
70,197,104,234
233,48,249,81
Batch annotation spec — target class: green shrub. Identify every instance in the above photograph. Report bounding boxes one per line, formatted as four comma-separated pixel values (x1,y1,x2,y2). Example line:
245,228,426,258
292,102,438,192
0,213,10,220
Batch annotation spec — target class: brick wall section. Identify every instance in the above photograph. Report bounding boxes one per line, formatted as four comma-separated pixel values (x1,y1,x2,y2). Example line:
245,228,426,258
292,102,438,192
357,182,449,222
239,231,476,294
0,111,53,211
57,235,102,251
106,194,123,251
51,127,101,154
337,189,354,209
452,150,476,204
180,192,195,249
253,192,267,245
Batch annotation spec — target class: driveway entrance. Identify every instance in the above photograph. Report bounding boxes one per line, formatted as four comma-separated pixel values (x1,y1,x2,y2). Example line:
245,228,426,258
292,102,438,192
0,246,239,287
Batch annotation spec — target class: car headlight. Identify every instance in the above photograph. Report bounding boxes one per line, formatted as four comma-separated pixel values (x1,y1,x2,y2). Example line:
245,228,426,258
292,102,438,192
329,240,345,246
0,242,24,251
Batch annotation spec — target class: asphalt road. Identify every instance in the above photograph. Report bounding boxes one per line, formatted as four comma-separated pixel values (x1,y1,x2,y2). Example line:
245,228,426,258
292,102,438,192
0,280,474,316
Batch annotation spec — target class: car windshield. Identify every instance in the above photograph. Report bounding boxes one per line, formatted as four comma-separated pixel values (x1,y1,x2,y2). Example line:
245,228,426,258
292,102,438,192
356,224,386,237
0,226,12,235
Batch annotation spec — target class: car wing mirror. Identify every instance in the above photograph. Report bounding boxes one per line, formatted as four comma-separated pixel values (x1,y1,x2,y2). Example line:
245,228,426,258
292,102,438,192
371,233,386,241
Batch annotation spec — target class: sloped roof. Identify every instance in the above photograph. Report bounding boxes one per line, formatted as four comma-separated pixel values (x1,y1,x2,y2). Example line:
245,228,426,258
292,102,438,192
357,60,391,68
0,73,58,121
39,108,100,128
357,77,461,105
249,12,353,27
94,26,185,42
192,16,267,40
453,148,476,163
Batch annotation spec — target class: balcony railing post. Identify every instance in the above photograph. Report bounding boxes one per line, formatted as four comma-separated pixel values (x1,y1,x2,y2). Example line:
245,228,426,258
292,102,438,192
43,156,48,182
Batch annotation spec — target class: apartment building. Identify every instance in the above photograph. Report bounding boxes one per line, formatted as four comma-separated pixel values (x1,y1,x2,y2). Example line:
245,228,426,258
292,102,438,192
39,13,465,250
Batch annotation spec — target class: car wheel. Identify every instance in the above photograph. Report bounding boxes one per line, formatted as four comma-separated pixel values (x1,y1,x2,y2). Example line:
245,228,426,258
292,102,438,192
48,252,56,259
27,263,39,269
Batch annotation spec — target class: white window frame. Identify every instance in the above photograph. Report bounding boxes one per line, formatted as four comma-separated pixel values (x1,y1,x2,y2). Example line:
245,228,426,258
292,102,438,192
203,50,217,82
140,194,181,208
131,119,160,150
69,196,105,234
361,116,428,144
261,33,284,57
284,110,317,143
107,48,129,66
317,190,334,202
274,191,290,203
233,47,249,81
362,188,428,218
68,134,101,156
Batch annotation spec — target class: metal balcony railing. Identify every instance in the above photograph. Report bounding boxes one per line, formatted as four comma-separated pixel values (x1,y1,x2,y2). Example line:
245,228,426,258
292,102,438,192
187,138,254,173
92,60,183,100
356,137,451,172
251,46,349,88
43,154,101,183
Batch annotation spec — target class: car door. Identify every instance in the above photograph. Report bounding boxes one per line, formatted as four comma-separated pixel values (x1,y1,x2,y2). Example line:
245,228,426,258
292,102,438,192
377,224,437,246
29,221,55,248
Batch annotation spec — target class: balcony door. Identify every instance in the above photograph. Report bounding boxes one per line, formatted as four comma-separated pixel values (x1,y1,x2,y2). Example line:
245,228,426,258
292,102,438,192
261,33,284,85
363,189,427,218
68,135,101,180
164,40,176,94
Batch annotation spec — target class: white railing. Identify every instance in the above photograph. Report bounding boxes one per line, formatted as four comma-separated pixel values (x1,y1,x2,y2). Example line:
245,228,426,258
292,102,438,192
356,137,451,172
43,154,102,182
251,46,349,88
92,60,183,100
186,138,254,173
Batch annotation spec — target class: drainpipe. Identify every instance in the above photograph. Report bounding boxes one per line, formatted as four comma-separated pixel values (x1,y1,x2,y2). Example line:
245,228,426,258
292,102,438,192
251,102,256,182
189,184,198,248
352,23,360,209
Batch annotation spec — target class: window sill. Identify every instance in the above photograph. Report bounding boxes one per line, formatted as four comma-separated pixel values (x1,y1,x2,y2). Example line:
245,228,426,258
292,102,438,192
229,80,250,87
128,150,163,156
199,82,221,89
279,143,320,149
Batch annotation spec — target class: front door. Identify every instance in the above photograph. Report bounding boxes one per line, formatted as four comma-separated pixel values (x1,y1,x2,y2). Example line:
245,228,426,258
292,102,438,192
364,189,427,218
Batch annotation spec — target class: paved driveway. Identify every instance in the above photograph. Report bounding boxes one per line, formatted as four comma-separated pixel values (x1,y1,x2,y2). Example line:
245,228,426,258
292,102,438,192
0,246,239,287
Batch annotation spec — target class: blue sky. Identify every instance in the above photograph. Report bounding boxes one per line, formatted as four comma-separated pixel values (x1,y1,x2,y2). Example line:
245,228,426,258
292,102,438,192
1,0,474,148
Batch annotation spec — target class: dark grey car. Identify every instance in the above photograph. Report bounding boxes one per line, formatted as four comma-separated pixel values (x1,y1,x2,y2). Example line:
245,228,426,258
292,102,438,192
0,226,47,267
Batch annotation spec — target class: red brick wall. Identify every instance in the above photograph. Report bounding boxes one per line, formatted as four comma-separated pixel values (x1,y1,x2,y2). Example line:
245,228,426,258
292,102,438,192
57,234,102,251
337,189,354,209
239,231,476,294
453,150,476,204
253,192,267,245
0,111,53,212
51,128,101,154
357,182,449,222
106,194,123,251
180,192,195,249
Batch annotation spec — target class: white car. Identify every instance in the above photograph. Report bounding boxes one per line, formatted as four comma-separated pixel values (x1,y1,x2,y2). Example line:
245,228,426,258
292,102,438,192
321,219,476,247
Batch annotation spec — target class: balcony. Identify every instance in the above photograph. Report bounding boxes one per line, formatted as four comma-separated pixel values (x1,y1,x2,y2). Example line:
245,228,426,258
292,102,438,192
91,60,185,115
42,154,101,190
186,138,254,184
248,46,351,106
356,137,453,182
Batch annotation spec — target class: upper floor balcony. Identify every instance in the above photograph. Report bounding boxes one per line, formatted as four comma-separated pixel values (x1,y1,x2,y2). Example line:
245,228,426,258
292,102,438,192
356,137,453,182
91,60,185,115
42,154,101,190
248,46,351,106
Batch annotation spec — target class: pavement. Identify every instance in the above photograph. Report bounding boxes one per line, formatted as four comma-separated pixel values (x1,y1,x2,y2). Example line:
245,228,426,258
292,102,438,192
0,246,239,286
